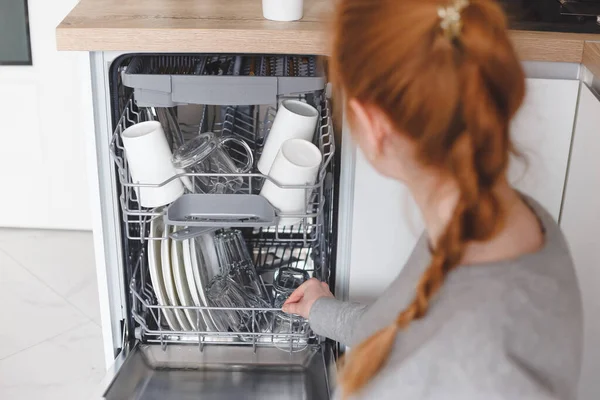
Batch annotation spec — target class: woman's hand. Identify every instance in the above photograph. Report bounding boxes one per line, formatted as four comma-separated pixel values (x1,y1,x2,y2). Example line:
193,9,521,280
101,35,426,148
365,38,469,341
281,278,334,319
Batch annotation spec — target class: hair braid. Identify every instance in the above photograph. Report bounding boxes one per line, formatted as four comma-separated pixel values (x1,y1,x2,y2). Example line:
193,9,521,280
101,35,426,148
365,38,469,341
340,132,478,397
332,0,525,398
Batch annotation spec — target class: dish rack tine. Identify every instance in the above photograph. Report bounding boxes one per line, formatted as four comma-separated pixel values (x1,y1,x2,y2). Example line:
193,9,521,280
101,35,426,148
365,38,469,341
199,333,205,353
252,309,257,354
156,311,165,350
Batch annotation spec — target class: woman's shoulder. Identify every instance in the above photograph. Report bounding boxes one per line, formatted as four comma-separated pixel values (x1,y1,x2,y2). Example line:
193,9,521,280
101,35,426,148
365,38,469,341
469,197,583,399
506,195,580,305
457,194,579,302
455,193,582,337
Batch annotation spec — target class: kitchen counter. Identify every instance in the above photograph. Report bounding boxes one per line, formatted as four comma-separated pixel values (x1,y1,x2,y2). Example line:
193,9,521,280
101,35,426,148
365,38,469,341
57,0,600,67
56,0,330,55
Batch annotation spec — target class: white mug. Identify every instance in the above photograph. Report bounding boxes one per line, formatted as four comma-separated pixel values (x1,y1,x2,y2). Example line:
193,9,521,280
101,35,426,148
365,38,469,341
257,100,319,175
121,121,184,208
260,139,322,226
262,0,304,22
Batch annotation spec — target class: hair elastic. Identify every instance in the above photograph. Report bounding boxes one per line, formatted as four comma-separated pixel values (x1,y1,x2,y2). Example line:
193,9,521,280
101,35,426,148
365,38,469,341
438,0,470,39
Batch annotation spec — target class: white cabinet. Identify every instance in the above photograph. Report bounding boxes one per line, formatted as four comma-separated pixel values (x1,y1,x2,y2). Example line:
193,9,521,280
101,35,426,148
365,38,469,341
344,78,579,302
509,78,579,221
0,0,93,230
560,85,600,400
346,150,424,303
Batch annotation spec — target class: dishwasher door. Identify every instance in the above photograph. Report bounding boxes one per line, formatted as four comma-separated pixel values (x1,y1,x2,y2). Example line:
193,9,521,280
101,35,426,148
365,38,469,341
93,342,335,400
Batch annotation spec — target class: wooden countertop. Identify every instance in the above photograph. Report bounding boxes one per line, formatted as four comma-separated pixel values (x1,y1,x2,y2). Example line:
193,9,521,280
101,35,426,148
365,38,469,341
57,0,600,65
56,0,331,55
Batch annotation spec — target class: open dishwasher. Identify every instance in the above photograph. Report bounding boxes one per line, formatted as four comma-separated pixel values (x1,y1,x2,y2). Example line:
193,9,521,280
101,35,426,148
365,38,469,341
95,53,338,399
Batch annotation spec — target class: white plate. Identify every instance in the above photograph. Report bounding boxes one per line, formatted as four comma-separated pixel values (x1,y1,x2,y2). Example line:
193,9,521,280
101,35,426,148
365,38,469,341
190,237,221,330
171,238,204,331
161,226,192,331
148,218,181,331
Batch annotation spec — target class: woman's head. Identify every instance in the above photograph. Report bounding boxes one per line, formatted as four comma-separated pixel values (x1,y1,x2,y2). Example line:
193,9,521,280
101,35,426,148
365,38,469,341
332,0,524,182
331,0,525,396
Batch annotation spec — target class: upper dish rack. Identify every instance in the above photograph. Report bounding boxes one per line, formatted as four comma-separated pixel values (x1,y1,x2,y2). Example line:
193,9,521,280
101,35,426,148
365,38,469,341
109,96,334,244
122,55,326,107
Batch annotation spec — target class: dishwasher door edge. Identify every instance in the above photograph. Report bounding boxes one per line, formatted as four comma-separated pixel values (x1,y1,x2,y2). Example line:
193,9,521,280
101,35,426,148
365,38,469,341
334,112,355,303
90,50,130,366
89,341,136,400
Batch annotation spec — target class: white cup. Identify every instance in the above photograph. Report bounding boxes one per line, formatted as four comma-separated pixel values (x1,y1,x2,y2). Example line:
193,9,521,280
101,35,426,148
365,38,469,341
121,121,184,208
260,139,322,226
262,0,304,22
257,100,319,174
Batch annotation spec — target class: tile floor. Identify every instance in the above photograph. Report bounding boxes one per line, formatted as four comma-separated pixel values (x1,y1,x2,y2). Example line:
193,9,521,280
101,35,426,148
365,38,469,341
0,229,105,400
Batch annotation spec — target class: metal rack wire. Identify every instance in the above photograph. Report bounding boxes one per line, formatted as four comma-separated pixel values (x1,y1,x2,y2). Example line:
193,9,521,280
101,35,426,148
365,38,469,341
109,95,334,244
110,53,335,355
121,54,325,107
128,224,326,353
125,55,319,78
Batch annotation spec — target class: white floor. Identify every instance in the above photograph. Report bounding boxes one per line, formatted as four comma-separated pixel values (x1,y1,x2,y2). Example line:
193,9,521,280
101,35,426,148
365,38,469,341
0,229,105,400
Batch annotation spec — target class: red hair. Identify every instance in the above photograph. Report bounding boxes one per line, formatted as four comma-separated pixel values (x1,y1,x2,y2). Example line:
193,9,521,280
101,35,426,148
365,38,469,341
330,0,525,397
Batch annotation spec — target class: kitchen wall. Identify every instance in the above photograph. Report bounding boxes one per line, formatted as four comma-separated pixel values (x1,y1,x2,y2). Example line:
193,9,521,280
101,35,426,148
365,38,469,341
0,0,93,230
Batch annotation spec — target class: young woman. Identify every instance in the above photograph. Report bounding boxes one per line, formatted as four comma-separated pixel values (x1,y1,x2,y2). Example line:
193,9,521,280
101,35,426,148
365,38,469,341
283,0,583,398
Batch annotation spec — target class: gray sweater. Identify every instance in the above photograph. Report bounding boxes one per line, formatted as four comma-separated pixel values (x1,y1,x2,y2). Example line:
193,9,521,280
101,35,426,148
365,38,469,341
310,198,583,399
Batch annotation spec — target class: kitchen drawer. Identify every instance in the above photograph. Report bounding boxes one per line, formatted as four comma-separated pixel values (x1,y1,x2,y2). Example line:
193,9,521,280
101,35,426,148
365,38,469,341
94,343,335,400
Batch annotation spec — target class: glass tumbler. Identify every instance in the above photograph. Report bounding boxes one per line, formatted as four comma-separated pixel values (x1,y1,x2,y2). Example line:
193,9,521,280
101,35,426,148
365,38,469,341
172,132,253,194
206,275,252,332
272,267,310,306
214,230,271,303
272,293,309,351
206,275,271,335
269,268,311,350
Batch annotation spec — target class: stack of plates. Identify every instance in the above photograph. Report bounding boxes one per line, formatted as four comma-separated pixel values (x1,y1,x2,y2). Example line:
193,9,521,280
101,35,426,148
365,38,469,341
148,218,221,332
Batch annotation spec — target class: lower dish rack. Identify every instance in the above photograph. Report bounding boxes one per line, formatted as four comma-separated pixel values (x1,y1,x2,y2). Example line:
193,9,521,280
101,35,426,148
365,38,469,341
129,223,330,353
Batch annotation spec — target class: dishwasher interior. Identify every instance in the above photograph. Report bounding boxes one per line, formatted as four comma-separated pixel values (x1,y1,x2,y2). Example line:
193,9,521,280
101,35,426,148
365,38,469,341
103,54,338,399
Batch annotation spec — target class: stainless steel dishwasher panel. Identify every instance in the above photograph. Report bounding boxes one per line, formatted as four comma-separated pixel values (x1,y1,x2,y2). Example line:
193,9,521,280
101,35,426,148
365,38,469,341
102,344,334,400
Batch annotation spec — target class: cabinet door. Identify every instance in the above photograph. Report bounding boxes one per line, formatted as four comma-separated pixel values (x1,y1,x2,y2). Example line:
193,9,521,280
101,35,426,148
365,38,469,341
344,78,578,302
560,85,600,400
509,78,579,221
346,150,424,303
0,0,93,229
